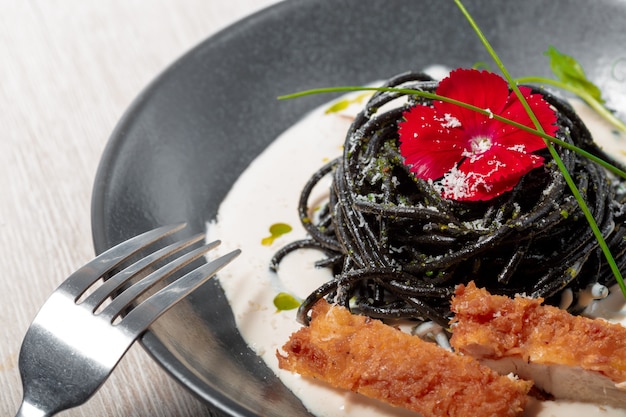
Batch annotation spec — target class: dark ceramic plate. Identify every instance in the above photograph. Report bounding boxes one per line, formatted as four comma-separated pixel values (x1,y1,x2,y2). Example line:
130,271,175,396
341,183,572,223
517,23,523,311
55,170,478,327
91,0,626,415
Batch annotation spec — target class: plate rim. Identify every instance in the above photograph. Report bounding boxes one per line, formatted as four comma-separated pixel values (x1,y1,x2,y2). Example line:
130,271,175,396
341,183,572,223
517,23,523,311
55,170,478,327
90,1,301,415
89,0,626,415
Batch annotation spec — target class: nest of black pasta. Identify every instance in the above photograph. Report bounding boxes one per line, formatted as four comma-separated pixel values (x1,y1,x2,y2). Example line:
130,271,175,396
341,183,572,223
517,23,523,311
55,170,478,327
271,72,626,327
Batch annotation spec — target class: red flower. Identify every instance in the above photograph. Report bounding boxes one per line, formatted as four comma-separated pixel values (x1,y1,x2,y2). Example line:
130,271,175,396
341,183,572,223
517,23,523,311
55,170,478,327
398,69,558,201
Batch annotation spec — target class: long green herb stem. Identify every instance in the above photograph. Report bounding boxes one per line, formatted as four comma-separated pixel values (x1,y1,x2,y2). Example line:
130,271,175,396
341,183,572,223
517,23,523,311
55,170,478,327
277,1,626,298
280,86,626,180
453,0,626,296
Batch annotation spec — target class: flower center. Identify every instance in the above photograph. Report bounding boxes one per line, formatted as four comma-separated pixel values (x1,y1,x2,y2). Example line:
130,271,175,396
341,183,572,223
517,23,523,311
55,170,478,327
470,136,492,155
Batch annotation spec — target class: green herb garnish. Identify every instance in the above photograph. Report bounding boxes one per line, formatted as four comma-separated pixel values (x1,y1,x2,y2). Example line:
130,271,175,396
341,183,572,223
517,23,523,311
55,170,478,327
452,0,626,297
277,0,626,298
516,46,626,135
545,45,604,102
281,86,626,180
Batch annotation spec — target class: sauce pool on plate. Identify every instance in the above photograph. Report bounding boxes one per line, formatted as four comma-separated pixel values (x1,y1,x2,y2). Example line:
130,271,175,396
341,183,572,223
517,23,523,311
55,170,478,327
207,81,626,417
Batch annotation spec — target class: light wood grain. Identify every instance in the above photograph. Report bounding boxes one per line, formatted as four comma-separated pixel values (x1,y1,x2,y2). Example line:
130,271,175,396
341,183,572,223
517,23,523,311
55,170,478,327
0,0,280,415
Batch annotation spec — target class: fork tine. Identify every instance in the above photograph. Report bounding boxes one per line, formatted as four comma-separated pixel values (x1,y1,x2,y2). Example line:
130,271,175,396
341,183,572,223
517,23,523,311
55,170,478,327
120,249,241,335
60,223,186,298
98,240,221,322
14,222,240,417
80,233,206,312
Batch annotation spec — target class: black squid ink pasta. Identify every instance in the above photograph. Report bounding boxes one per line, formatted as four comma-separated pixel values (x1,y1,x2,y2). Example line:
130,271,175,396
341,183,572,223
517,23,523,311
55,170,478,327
271,72,626,328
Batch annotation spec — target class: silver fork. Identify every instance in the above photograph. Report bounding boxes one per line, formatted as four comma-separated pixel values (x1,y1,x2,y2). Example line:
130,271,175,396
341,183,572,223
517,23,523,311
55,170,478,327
15,223,240,417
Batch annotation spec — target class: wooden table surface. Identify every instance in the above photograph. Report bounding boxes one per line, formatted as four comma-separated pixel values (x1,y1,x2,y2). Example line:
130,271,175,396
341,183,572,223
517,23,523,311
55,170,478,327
0,0,280,415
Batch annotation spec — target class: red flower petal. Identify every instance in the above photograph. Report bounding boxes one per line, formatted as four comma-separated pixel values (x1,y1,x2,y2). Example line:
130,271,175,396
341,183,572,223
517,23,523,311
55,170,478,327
494,88,558,152
398,68,558,202
435,69,510,129
398,105,465,180
441,171,522,201
453,146,544,201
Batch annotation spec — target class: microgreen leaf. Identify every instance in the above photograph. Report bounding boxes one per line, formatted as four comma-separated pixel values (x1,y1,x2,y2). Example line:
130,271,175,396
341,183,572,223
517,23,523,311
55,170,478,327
515,75,626,135
544,45,604,103
516,45,626,133
516,46,626,135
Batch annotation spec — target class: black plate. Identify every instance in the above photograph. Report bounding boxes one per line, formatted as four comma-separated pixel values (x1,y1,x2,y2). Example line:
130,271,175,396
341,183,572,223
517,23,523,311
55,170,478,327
91,0,626,415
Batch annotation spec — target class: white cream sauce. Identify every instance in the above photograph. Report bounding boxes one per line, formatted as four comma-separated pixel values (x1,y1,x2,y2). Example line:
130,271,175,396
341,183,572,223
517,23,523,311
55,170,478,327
207,79,626,417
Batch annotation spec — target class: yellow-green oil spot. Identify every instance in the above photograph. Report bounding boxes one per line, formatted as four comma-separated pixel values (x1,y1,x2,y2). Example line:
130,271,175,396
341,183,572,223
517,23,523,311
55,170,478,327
324,92,372,114
261,222,293,246
273,292,301,311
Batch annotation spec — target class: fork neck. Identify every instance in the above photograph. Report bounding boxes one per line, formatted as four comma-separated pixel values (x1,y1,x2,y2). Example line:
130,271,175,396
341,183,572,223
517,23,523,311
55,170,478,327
15,401,52,417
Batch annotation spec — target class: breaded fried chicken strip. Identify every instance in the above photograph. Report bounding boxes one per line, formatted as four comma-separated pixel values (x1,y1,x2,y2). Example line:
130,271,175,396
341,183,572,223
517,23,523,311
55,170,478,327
450,282,626,408
277,300,530,417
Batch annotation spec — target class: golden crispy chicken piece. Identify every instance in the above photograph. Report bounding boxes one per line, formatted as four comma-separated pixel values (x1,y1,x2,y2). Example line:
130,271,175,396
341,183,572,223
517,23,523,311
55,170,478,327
278,300,530,417
450,282,626,408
